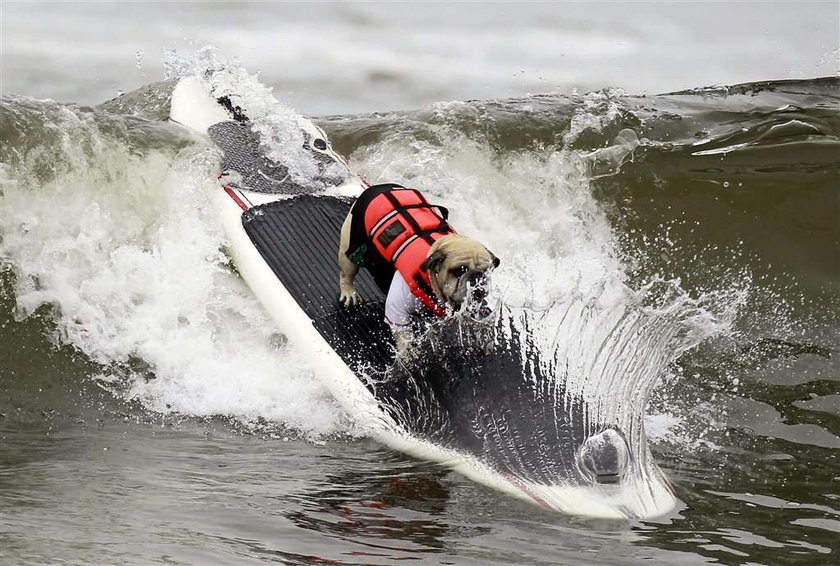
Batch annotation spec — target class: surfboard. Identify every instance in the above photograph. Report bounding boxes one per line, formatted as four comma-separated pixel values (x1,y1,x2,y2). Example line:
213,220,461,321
168,73,677,519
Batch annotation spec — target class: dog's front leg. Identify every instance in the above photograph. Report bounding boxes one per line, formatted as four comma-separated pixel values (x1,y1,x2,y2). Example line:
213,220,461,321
338,212,361,307
393,327,413,355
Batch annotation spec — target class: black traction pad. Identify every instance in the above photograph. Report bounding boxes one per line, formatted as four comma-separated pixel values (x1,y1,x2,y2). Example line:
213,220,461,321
242,195,396,375
240,195,598,485
207,114,629,492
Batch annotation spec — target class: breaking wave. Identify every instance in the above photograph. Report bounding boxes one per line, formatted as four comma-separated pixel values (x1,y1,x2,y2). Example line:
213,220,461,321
1,56,836,462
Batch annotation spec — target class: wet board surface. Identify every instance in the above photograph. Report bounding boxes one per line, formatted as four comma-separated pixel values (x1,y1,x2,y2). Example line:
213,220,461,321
242,195,396,375
218,127,594,479
240,192,589,482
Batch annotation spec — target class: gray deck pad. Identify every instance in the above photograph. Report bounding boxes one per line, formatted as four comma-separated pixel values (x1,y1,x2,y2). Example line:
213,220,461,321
208,121,344,195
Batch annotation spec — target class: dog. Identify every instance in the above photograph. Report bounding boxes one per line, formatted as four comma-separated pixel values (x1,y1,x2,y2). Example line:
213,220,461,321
337,184,498,353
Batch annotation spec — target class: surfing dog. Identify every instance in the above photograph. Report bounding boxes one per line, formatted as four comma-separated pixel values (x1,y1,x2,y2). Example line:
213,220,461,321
338,184,498,353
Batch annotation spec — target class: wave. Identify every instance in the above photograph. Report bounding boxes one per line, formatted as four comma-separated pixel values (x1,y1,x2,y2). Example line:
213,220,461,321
0,67,836,451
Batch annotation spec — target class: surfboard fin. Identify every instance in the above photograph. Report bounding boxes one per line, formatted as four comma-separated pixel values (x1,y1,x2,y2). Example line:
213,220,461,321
577,428,630,485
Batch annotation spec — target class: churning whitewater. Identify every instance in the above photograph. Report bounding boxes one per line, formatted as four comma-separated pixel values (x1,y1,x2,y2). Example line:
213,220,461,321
0,53,745,516
0,53,768,438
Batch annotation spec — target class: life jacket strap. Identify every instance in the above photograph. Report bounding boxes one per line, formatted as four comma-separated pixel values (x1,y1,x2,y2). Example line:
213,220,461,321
412,273,445,316
381,189,451,246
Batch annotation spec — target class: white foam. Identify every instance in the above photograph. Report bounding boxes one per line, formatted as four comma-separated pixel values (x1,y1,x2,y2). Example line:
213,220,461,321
644,412,683,443
1,65,746,450
350,126,627,310
0,104,343,436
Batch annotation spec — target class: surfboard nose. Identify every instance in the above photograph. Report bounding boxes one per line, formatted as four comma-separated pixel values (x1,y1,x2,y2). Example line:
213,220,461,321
577,428,630,485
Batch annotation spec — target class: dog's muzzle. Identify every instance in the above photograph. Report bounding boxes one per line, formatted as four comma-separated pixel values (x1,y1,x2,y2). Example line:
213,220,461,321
467,272,489,302
455,271,492,320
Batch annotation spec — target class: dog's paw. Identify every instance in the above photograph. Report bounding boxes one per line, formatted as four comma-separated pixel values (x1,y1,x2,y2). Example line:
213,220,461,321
339,288,361,308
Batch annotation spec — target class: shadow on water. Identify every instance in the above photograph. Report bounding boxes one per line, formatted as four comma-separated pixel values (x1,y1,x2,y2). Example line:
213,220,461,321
282,455,461,559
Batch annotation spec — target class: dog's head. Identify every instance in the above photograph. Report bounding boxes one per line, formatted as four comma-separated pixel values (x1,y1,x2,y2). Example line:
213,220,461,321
421,235,499,310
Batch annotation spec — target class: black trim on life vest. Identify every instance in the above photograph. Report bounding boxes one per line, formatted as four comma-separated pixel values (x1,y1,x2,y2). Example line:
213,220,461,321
413,273,437,302
382,190,436,246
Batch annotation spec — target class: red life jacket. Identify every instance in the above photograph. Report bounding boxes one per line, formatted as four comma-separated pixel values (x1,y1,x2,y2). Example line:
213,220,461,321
361,186,455,316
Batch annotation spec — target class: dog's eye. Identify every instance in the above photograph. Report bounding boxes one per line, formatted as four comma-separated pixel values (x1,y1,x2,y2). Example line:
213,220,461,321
452,265,469,277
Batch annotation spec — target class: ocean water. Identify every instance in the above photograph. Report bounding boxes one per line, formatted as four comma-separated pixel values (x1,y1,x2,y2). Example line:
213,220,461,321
3,1,838,113
1,3,839,565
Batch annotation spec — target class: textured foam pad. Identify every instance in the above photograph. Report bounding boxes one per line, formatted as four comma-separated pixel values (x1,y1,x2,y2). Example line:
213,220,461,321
209,121,341,195
242,195,396,375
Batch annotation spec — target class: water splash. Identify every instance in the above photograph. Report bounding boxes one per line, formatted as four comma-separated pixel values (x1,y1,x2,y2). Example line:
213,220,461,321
0,97,343,436
342,106,747,515
0,65,751,460
164,47,348,188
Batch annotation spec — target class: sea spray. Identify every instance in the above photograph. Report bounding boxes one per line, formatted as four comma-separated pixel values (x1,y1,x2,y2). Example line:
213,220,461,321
1,57,754,452
164,47,349,188
0,96,344,435
349,102,748,456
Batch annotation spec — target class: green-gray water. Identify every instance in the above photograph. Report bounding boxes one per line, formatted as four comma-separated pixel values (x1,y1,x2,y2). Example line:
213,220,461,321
2,3,838,564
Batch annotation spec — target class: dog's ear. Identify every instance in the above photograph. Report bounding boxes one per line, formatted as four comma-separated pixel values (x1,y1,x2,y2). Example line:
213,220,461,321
421,250,447,273
489,250,500,268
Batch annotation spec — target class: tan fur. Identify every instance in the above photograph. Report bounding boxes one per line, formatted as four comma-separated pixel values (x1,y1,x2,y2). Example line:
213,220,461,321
423,235,497,308
337,212,361,307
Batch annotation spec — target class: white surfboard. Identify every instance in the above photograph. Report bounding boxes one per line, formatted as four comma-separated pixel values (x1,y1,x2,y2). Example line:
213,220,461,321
169,72,677,519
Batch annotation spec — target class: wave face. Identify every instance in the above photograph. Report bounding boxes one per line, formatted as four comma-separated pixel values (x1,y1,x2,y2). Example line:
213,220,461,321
1,67,838,557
